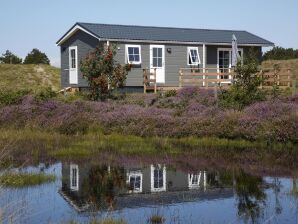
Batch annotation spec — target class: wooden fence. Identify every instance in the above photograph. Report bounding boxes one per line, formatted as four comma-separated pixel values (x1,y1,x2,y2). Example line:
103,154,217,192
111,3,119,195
260,68,293,88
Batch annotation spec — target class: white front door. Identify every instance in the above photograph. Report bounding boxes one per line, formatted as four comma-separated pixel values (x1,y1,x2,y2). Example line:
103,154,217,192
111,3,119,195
69,46,78,84
150,45,165,83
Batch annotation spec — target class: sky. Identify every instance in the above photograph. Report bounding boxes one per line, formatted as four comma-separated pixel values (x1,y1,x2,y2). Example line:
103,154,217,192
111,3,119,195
0,0,298,67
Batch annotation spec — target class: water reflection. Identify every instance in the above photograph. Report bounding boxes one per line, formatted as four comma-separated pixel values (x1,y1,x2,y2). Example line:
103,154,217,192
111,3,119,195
2,161,298,224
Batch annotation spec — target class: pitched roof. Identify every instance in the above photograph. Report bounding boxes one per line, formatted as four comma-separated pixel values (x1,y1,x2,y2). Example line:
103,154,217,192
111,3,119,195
57,22,274,46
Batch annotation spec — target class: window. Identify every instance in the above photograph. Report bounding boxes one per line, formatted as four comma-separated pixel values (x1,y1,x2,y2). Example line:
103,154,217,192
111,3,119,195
151,165,166,192
70,164,79,191
218,48,243,79
218,50,230,75
188,172,201,189
69,46,77,69
152,47,163,67
126,45,141,64
187,47,200,65
70,49,76,68
127,171,143,193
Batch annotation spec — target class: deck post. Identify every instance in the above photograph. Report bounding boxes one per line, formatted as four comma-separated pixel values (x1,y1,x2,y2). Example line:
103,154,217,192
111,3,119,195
154,68,157,94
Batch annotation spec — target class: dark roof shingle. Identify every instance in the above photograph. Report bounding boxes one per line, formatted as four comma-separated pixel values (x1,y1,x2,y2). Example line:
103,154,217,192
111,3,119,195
58,22,274,46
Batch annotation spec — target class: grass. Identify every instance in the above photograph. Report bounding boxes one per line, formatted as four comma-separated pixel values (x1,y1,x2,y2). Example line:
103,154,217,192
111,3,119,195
0,64,60,91
262,58,298,76
0,173,56,187
1,128,297,163
148,215,164,224
262,58,298,89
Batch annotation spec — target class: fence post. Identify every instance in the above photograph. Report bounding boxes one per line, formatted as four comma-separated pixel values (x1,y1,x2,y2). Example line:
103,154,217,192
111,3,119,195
292,77,296,97
214,84,218,106
203,68,206,87
143,69,146,94
154,68,157,94
259,70,263,89
287,69,291,88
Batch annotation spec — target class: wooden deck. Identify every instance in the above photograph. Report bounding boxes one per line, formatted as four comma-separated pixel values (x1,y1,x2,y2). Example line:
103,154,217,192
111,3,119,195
143,67,296,94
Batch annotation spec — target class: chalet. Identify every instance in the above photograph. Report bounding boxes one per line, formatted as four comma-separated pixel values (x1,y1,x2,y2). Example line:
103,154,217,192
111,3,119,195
56,23,274,91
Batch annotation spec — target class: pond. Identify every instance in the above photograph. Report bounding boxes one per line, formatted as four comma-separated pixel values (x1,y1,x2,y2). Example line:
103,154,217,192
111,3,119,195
1,158,298,224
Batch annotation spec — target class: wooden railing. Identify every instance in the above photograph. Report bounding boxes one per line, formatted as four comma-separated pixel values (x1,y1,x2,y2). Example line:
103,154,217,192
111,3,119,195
179,68,296,92
179,68,234,88
143,68,157,93
260,68,293,89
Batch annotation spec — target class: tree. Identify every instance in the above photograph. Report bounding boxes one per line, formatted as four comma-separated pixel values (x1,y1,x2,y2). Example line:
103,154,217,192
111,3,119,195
23,48,50,64
0,50,22,64
263,46,298,61
80,44,131,100
219,61,265,110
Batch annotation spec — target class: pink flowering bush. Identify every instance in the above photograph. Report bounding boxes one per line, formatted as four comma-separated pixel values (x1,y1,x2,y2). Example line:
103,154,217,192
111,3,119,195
0,88,297,143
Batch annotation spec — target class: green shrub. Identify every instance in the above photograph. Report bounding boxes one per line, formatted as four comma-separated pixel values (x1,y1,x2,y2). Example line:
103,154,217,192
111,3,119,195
219,86,265,110
34,87,57,101
164,89,177,97
0,89,31,106
219,62,265,110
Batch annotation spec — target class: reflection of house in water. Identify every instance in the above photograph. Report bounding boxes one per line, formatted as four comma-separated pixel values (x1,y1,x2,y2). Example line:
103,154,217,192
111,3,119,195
60,163,234,212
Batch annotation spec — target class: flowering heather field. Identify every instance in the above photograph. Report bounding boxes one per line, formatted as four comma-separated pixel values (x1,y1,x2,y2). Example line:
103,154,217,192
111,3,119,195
0,87,297,143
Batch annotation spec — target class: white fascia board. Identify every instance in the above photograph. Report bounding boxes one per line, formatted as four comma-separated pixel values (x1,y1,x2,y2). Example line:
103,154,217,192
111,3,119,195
100,38,273,47
57,25,100,46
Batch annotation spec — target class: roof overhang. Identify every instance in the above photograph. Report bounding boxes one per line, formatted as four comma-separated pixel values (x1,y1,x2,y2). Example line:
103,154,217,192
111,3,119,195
56,24,101,46
99,37,274,47
56,23,274,47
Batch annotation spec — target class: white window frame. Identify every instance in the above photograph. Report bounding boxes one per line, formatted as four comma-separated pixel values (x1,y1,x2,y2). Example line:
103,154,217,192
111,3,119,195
70,164,79,191
150,164,166,192
125,44,142,65
188,172,202,189
217,48,243,73
127,171,143,193
187,47,201,65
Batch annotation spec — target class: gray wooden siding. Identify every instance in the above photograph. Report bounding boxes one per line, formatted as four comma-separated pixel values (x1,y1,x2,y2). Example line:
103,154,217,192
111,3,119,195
60,30,101,88
112,42,203,87
60,32,262,88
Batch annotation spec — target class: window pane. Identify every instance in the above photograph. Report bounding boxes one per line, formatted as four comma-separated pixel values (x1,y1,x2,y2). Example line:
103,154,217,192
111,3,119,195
219,51,223,58
158,58,162,67
134,55,140,62
153,48,157,57
224,51,229,58
134,47,139,54
129,55,134,62
158,48,162,57
153,58,158,67
191,50,197,57
128,47,134,54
